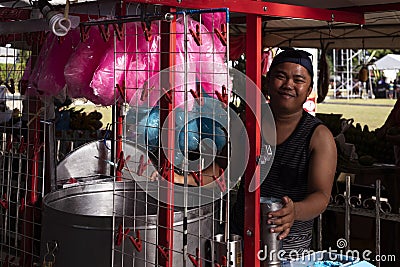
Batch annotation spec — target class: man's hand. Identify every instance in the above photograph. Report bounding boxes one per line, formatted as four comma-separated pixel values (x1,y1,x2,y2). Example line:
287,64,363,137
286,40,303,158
266,196,295,240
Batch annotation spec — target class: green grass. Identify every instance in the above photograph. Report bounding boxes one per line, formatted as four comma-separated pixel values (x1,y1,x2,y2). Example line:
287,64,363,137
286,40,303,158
316,98,397,130
73,98,397,131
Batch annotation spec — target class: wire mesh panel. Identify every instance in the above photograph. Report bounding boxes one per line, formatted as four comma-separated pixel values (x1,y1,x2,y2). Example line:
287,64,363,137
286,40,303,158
0,32,49,267
2,5,243,267
115,8,240,267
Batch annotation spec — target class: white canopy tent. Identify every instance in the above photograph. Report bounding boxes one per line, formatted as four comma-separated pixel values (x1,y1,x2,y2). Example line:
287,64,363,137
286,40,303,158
373,54,400,83
374,54,400,70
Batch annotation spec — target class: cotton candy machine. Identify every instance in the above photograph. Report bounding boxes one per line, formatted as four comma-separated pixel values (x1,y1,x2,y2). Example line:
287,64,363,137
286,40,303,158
40,182,217,267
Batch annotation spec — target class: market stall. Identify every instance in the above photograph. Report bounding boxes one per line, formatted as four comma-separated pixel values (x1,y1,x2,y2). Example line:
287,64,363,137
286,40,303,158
0,1,400,267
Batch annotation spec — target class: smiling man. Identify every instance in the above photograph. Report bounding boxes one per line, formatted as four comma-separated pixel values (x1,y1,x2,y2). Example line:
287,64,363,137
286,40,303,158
232,49,337,257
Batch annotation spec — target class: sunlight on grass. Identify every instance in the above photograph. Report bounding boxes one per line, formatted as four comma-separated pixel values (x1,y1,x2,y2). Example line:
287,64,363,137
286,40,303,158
316,98,397,130
72,98,398,131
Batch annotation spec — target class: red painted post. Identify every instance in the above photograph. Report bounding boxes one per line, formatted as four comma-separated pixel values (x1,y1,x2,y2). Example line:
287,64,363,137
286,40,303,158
157,7,176,267
243,13,262,266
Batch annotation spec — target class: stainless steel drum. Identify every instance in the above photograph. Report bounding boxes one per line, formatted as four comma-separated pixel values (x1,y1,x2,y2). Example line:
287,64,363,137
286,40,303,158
56,140,151,185
40,182,217,267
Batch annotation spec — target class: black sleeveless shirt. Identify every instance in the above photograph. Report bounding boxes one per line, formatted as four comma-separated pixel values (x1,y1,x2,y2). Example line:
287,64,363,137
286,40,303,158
232,111,323,254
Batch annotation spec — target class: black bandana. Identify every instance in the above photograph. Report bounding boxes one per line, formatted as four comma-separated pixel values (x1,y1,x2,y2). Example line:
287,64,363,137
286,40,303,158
269,49,314,82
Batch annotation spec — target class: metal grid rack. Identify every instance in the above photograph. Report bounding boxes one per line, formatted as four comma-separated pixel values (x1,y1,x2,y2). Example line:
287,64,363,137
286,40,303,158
0,33,50,266
108,9,234,266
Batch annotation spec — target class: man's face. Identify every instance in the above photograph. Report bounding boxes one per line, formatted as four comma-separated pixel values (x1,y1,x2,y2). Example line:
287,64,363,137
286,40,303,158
267,62,312,114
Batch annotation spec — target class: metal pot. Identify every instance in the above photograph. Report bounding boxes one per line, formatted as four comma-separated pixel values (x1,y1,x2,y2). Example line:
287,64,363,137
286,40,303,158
40,182,217,267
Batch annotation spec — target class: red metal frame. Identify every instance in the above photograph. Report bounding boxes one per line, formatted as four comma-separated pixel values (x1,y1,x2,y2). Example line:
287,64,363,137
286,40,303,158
115,2,126,182
157,7,176,267
125,0,364,25
244,13,262,267
336,3,400,13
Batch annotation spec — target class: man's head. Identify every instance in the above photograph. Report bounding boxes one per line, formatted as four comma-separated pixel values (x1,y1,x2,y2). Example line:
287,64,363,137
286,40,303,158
266,49,314,113
269,49,314,86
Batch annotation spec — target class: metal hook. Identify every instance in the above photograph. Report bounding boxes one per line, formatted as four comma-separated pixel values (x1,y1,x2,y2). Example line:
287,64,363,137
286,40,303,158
43,241,58,266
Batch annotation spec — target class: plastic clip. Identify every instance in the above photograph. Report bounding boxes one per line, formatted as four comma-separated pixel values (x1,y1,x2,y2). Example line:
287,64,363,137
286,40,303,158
128,230,142,252
116,224,131,246
215,255,227,267
19,197,25,212
157,245,169,260
189,24,202,46
0,193,8,210
113,23,124,41
67,177,78,184
188,248,201,267
212,169,226,192
160,160,172,181
5,134,12,152
116,151,126,174
215,85,228,107
137,155,149,176
18,137,27,154
214,23,227,46
140,81,155,101
79,24,90,42
98,24,110,42
116,81,126,101
141,21,152,42
190,171,202,186
190,82,203,106
31,138,44,205
162,88,173,104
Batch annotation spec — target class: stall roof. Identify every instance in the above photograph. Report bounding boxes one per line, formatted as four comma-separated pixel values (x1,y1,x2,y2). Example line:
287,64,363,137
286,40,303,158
227,1,400,49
